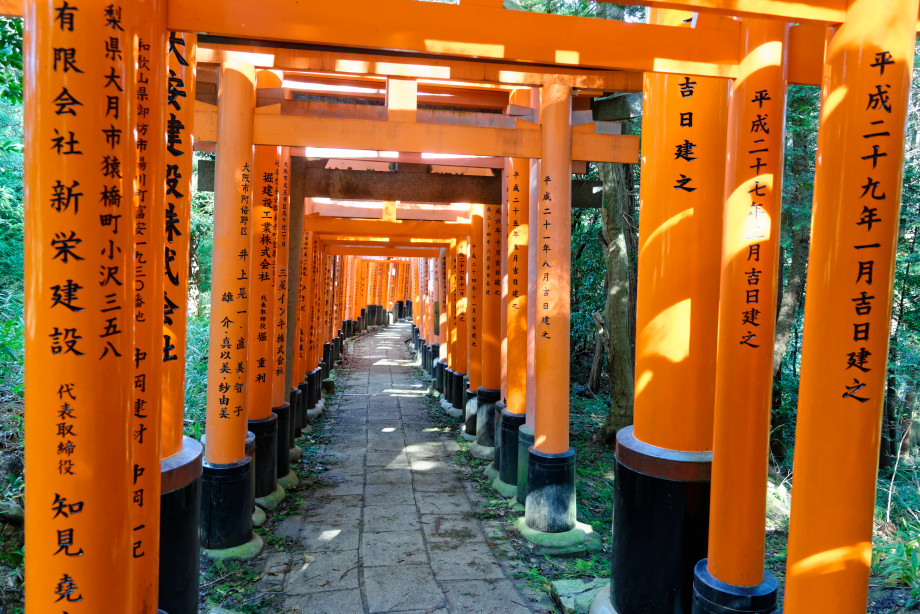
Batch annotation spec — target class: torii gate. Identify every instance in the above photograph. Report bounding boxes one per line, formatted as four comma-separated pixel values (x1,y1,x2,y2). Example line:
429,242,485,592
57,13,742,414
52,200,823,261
14,0,918,613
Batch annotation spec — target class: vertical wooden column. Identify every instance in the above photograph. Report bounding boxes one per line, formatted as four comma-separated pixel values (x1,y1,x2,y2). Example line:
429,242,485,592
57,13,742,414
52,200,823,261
454,240,469,409
506,137,530,416
785,2,918,611
446,241,458,372
161,33,195,458
247,130,280,421
246,68,281,503
204,60,255,464
482,203,502,392
271,149,291,410
531,83,572,454
500,167,509,401
521,83,576,534
344,255,355,323
24,1,136,609
438,250,447,360
499,97,531,494
604,10,730,613
133,2,167,608
468,205,484,394
158,29,201,614
697,20,788,609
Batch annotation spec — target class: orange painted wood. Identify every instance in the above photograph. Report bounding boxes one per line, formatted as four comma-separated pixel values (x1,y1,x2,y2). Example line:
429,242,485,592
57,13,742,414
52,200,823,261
785,3,919,610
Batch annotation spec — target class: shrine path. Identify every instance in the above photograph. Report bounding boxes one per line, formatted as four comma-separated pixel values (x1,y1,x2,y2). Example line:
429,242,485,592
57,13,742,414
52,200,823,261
255,321,541,614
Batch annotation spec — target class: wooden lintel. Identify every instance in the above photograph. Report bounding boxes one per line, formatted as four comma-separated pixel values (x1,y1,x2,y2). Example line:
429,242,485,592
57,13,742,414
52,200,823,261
303,216,471,238
194,105,640,163
169,0,741,78
324,246,442,258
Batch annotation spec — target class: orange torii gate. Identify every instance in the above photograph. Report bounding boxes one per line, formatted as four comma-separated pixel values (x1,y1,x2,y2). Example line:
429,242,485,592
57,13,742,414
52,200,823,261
15,0,919,613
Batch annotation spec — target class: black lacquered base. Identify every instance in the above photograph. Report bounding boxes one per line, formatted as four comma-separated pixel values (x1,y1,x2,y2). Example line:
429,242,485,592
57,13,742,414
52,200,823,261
297,380,310,435
525,447,576,533
517,424,535,505
312,367,322,406
429,344,440,377
499,409,526,486
305,370,317,410
272,403,291,478
610,426,712,614
200,457,253,550
451,373,465,410
290,387,303,439
159,437,203,614
475,387,501,448
464,388,478,436
435,360,447,393
248,413,278,498
444,369,456,403
692,560,778,614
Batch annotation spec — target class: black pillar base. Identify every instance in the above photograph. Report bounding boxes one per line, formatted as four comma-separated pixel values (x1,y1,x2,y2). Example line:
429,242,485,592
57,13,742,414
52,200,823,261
406,299,413,318
611,426,712,614
692,560,778,614
290,387,303,439
334,337,342,363
517,424,534,505
525,447,576,533
475,387,501,448
499,409,527,486
312,367,322,407
492,400,505,469
444,369,456,403
429,344,440,378
297,380,310,434
464,388,478,436
435,360,447,393
273,403,291,478
304,370,316,410
451,373,465,410
360,308,367,330
200,457,253,550
248,413,278,498
159,437,203,614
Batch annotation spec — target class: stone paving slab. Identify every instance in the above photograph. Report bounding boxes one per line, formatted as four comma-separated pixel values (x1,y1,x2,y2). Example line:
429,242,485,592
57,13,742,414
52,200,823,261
268,322,537,613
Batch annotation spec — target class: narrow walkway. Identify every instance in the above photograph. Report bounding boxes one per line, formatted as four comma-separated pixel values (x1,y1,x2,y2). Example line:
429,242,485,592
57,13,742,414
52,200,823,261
266,322,536,614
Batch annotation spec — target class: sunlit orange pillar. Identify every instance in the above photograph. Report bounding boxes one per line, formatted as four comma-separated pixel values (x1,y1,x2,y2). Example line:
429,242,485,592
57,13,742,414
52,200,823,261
436,250,448,392
498,104,531,496
304,231,322,414
450,240,469,415
522,83,576,534
785,3,918,611
602,10,729,614
200,59,259,552
472,201,503,458
131,2,168,609
441,240,461,411
464,205,484,439
692,19,788,614
25,2,136,609
157,27,202,614
271,148,296,483
247,77,282,502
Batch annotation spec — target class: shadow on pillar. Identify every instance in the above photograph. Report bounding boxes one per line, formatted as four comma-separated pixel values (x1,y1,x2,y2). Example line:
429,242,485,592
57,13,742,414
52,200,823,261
159,436,203,614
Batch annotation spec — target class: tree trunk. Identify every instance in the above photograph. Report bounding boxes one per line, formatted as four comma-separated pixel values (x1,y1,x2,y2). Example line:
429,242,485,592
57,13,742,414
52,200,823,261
188,231,202,317
593,160,636,445
880,343,898,469
772,225,809,377
587,313,607,394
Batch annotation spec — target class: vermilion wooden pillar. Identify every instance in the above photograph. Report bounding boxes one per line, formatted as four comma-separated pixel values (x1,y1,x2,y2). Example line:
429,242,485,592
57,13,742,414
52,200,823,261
158,29,202,614
693,19,788,614
200,59,260,553
497,88,531,496
785,3,918,611
24,2,136,609
246,71,281,502
465,205,484,439
603,10,729,614
523,83,576,534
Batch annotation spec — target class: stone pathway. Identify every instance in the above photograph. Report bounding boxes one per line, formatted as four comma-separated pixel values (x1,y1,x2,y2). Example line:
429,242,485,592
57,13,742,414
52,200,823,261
264,322,538,614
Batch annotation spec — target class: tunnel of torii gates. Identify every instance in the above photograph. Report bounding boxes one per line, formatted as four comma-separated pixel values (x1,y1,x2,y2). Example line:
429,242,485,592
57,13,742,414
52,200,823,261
10,0,919,612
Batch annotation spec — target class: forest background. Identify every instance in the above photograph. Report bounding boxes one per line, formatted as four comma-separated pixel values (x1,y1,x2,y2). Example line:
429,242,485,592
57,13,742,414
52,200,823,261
0,2,918,610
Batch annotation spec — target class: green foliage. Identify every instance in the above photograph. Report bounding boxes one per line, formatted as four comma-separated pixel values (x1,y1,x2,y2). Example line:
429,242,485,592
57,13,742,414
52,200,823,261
183,313,210,440
873,530,920,608
0,18,22,105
